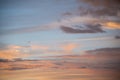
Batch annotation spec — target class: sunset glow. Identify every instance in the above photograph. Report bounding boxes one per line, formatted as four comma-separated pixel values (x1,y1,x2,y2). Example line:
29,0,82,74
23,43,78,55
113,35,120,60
0,0,120,80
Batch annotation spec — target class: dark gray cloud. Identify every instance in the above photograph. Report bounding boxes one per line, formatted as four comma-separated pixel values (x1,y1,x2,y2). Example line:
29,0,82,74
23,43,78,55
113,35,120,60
80,0,120,7
60,24,105,33
85,47,120,58
77,0,120,17
62,12,73,16
115,35,120,39
0,58,9,62
55,47,120,59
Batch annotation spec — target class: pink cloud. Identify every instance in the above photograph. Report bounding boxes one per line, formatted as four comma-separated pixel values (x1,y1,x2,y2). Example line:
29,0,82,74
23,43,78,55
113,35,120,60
0,45,29,60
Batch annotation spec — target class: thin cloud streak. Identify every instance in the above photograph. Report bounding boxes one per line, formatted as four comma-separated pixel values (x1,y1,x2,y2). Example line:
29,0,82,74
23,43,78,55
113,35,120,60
33,36,115,43
1,16,98,35
1,16,114,35
1,15,119,35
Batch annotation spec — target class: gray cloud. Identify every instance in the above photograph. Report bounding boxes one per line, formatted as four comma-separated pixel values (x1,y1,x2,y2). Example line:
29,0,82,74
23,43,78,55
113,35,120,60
62,12,73,16
0,58,9,62
80,0,120,7
115,35,120,39
86,47,120,56
60,24,105,33
89,47,120,51
77,0,120,17
0,25,50,35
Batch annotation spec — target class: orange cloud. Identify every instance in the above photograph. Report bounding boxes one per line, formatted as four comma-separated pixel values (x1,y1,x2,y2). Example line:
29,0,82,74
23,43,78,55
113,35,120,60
31,45,49,50
33,43,79,55
0,45,29,60
104,22,120,29
62,43,78,52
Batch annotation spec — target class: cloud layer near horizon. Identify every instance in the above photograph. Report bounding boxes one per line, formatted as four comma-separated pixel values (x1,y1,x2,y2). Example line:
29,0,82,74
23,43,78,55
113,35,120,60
0,47,120,70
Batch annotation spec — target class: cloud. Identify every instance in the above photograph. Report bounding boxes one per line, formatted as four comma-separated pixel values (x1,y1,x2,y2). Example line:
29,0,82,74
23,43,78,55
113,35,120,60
0,47,120,70
103,22,120,29
37,47,120,69
80,0,120,7
54,47,120,69
115,35,120,39
0,58,9,62
55,47,120,62
1,15,119,35
61,43,78,52
28,43,79,58
1,16,99,35
1,25,50,35
48,43,79,54
60,24,104,33
78,0,120,16
86,47,120,53
60,0,120,34
85,48,120,60
62,12,73,16
1,0,120,36
0,45,29,60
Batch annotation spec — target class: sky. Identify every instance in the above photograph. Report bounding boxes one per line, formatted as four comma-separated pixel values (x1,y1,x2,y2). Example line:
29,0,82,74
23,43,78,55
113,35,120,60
0,0,120,60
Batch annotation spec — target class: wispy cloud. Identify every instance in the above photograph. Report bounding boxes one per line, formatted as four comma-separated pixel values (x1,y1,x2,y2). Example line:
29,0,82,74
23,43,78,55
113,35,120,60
60,24,104,33
55,47,120,68
0,45,29,60
103,22,120,29
1,14,120,35
84,48,120,62
1,0,120,36
77,0,120,17
0,47,120,70
1,16,99,35
61,43,78,53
